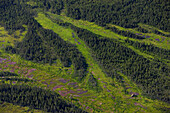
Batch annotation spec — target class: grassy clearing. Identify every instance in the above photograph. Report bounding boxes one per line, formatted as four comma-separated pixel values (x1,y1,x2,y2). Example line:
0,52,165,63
0,25,27,48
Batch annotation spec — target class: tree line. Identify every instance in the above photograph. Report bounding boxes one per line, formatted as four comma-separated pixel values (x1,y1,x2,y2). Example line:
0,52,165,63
65,0,170,32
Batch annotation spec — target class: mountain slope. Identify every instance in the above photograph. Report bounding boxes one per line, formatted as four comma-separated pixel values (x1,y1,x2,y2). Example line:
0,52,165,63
0,0,170,113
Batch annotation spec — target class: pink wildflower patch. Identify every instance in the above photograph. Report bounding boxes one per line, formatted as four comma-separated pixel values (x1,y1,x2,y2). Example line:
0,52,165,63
136,33,142,35
74,85,78,88
8,62,16,65
77,89,82,91
92,96,97,98
42,81,49,87
78,101,81,104
101,81,108,84
67,82,77,86
103,85,107,88
145,36,150,38
28,69,36,73
67,90,76,94
59,78,69,83
107,89,111,92
58,90,68,96
12,81,16,84
83,94,90,96
73,95,81,97
18,70,21,74
10,70,14,73
134,102,147,109
155,38,160,41
50,81,55,84
53,85,63,90
90,99,95,101
86,106,89,109
25,69,36,76
110,95,115,99
126,87,132,89
78,90,88,94
4,65,8,68
0,57,7,62
74,39,78,42
27,75,34,79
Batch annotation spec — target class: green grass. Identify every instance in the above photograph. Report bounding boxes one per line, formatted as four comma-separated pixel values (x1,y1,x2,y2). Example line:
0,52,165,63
0,25,27,48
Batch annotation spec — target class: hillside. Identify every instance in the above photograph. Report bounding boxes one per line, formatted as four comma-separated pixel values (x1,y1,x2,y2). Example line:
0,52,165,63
0,0,170,113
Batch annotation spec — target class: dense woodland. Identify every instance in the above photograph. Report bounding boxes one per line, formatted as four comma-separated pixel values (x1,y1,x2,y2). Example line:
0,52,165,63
66,0,170,32
1,0,88,80
69,25,170,103
33,0,64,14
0,83,87,113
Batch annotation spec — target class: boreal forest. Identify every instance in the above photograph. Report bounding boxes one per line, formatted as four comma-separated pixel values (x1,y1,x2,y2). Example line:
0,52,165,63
0,0,170,113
